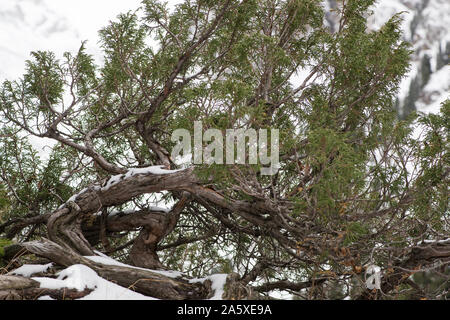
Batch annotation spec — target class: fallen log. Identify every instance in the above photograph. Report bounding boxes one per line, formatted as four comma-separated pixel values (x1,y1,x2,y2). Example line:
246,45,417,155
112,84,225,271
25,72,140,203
8,238,213,300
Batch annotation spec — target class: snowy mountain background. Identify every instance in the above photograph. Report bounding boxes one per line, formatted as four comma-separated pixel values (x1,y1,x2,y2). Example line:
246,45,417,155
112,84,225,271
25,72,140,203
0,0,143,80
325,0,449,117
1,0,448,117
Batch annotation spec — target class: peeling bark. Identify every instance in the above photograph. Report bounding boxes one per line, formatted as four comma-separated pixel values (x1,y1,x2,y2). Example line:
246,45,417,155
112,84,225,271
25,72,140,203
128,228,164,269
47,205,95,256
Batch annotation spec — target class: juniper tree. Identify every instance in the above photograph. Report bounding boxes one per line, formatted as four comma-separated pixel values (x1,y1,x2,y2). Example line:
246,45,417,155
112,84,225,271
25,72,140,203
0,0,448,300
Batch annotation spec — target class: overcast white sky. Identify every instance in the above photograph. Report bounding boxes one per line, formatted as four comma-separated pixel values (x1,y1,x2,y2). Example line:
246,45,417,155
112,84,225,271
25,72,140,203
0,0,178,158
0,0,416,80
0,0,183,80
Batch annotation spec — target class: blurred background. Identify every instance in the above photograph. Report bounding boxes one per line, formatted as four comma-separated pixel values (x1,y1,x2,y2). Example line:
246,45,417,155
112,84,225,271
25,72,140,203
1,0,448,117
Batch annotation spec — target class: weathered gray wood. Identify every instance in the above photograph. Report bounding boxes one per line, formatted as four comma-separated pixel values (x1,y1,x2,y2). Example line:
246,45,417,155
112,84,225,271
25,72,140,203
17,239,213,300
0,275,39,291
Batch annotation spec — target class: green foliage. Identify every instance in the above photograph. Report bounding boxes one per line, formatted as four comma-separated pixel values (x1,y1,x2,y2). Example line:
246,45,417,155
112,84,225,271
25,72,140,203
24,51,64,108
411,100,449,226
343,222,370,246
0,184,10,223
0,128,77,221
0,0,447,299
63,42,98,97
0,238,13,258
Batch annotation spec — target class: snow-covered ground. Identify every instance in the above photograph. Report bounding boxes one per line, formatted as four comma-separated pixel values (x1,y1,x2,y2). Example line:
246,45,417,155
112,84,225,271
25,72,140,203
9,255,228,300
10,262,155,300
10,262,53,277
34,264,157,300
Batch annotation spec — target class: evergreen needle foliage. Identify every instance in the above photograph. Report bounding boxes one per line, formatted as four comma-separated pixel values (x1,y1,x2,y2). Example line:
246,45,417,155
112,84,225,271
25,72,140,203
0,0,448,300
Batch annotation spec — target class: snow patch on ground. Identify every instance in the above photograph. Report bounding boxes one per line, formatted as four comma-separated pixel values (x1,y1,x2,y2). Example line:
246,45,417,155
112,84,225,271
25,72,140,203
86,253,228,299
105,206,170,217
148,206,170,213
33,264,156,300
10,263,53,277
10,252,227,300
